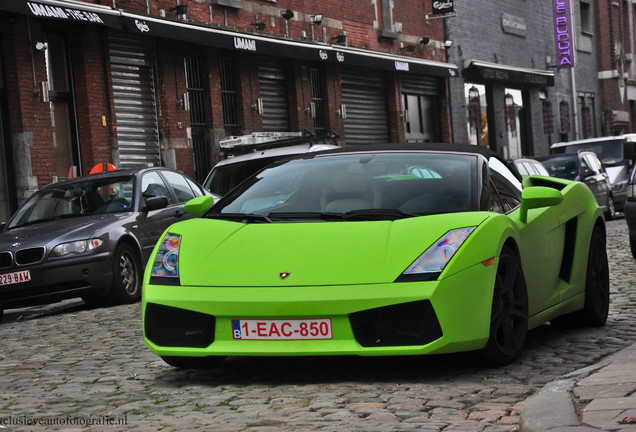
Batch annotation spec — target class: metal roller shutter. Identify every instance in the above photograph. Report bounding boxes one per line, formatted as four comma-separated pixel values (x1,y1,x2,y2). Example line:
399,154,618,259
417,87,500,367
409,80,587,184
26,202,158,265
400,74,440,96
341,67,389,145
109,33,160,169
258,58,290,132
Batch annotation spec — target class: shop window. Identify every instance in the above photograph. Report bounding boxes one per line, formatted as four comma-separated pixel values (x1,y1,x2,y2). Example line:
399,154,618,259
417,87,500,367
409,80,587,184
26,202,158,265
504,89,523,160
465,84,488,147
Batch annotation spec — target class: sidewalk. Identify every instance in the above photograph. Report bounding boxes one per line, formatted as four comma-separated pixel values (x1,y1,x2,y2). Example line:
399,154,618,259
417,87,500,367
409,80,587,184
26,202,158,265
520,342,636,431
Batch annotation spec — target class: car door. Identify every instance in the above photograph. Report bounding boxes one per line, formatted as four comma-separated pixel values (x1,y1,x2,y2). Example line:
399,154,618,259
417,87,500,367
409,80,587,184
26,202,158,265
489,158,564,315
137,170,184,261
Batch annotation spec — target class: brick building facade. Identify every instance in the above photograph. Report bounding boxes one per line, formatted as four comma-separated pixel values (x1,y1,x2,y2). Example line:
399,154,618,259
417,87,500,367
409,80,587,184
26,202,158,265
0,0,455,219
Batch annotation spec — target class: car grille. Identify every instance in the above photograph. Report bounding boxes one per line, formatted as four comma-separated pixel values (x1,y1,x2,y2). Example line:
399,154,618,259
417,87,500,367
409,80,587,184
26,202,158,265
0,252,12,269
15,247,45,265
144,303,215,348
349,300,443,347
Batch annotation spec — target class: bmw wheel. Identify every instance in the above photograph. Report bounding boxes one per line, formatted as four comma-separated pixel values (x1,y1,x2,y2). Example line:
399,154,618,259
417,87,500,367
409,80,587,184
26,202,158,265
161,356,226,369
479,246,529,366
107,243,141,304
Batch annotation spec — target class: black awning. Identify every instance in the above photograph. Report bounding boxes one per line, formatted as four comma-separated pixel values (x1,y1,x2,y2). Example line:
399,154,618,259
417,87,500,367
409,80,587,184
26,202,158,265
463,60,554,87
121,12,458,77
1,0,122,29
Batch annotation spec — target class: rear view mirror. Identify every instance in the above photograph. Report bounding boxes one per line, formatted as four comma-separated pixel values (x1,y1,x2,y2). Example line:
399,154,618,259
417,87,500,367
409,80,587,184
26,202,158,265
184,195,215,216
144,196,169,212
519,186,563,223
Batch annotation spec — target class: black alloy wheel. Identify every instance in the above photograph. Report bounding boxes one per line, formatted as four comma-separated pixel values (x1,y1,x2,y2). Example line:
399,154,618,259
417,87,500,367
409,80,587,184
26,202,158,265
579,225,610,326
479,245,529,366
160,356,226,369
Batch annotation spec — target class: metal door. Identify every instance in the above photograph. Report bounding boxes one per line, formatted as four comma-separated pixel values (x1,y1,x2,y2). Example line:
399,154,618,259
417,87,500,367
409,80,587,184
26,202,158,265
341,67,389,145
401,74,441,143
109,33,160,169
258,58,290,132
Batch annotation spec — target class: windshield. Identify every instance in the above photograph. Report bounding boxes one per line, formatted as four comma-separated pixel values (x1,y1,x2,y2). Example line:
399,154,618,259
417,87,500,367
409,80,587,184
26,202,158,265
540,156,578,180
204,157,284,196
212,153,476,220
8,176,135,229
558,139,624,166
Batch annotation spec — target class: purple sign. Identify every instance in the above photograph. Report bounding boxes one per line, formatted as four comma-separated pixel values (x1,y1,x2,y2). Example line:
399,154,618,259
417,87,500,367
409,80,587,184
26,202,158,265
553,0,575,68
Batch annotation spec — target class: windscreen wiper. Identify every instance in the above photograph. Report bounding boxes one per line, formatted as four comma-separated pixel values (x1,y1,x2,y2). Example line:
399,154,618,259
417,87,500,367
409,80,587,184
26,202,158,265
206,212,272,223
267,211,344,221
341,209,418,221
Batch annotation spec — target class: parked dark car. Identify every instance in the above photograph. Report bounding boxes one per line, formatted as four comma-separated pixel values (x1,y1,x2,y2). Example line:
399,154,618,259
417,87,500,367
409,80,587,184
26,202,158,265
537,151,615,219
510,158,550,177
624,142,636,258
0,167,206,320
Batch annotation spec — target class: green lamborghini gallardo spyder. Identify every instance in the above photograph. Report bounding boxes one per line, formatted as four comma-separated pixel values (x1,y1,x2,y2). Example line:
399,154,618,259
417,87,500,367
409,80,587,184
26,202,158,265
143,143,609,368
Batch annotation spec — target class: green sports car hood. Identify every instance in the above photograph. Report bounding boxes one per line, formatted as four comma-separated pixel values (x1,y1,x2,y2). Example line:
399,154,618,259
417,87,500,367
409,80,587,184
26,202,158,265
169,212,492,287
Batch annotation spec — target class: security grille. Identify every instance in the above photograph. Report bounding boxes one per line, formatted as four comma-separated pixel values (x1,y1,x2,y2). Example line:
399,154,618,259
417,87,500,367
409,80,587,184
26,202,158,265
310,68,326,134
185,53,211,183
258,58,290,132
341,67,389,145
109,33,160,169
220,57,241,136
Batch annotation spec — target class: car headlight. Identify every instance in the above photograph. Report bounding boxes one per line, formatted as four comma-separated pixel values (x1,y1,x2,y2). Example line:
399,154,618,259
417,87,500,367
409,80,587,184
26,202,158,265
50,239,103,257
397,227,476,282
150,233,181,284
612,181,627,192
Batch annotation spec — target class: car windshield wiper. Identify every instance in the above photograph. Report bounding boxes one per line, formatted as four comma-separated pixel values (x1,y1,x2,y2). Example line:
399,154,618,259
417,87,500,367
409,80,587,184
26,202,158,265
206,212,273,223
267,211,344,221
341,209,418,221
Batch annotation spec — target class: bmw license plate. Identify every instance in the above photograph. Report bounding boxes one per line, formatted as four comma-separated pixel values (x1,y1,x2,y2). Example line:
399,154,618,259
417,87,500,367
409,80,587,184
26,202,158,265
232,319,333,340
0,270,31,286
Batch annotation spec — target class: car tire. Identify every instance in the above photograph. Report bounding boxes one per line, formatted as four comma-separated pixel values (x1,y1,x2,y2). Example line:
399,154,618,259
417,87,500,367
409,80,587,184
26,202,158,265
579,225,610,326
479,246,529,366
552,225,610,328
107,243,142,304
630,236,636,260
605,196,615,221
160,356,226,369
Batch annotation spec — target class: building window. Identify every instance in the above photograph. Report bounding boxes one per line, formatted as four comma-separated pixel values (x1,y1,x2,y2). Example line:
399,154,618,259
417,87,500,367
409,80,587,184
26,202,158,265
542,101,554,135
374,0,395,31
580,1,592,34
560,101,571,135
219,57,241,136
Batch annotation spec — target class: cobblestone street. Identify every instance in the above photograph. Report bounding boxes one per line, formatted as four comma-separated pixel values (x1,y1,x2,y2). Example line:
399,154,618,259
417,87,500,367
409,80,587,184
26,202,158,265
1,219,635,431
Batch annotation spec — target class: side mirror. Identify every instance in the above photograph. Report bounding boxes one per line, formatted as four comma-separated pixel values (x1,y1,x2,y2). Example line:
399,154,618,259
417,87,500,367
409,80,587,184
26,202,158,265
184,195,215,216
143,196,169,212
519,186,563,223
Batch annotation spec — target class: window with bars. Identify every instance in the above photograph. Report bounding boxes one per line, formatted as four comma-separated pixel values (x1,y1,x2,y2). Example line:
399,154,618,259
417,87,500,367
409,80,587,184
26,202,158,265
542,101,554,135
219,57,241,136
310,68,326,134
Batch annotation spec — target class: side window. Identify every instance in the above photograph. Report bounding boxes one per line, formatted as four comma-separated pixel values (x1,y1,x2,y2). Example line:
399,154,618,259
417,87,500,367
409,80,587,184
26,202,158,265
580,156,593,176
488,157,521,213
185,177,204,197
486,180,505,213
161,171,197,203
141,172,174,205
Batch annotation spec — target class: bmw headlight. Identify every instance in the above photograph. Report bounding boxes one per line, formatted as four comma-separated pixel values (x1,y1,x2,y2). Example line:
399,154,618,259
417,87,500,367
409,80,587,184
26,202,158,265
397,227,476,282
150,233,181,284
51,239,103,257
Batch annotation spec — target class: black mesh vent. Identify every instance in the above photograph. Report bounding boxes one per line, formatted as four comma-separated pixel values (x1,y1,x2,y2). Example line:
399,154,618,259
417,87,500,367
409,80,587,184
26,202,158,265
15,247,45,265
350,300,443,347
0,252,12,269
145,303,215,348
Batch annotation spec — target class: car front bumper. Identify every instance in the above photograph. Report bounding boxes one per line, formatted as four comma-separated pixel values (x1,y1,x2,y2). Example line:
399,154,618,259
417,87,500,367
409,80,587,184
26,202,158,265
0,252,113,309
142,261,496,358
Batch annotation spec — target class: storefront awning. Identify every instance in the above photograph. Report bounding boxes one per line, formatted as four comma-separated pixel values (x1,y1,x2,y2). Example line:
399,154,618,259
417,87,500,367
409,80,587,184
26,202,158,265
119,11,458,77
0,0,122,29
463,59,554,86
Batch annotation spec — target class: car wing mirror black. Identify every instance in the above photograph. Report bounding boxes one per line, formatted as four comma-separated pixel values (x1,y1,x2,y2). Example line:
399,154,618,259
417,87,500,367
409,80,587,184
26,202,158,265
143,196,169,212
